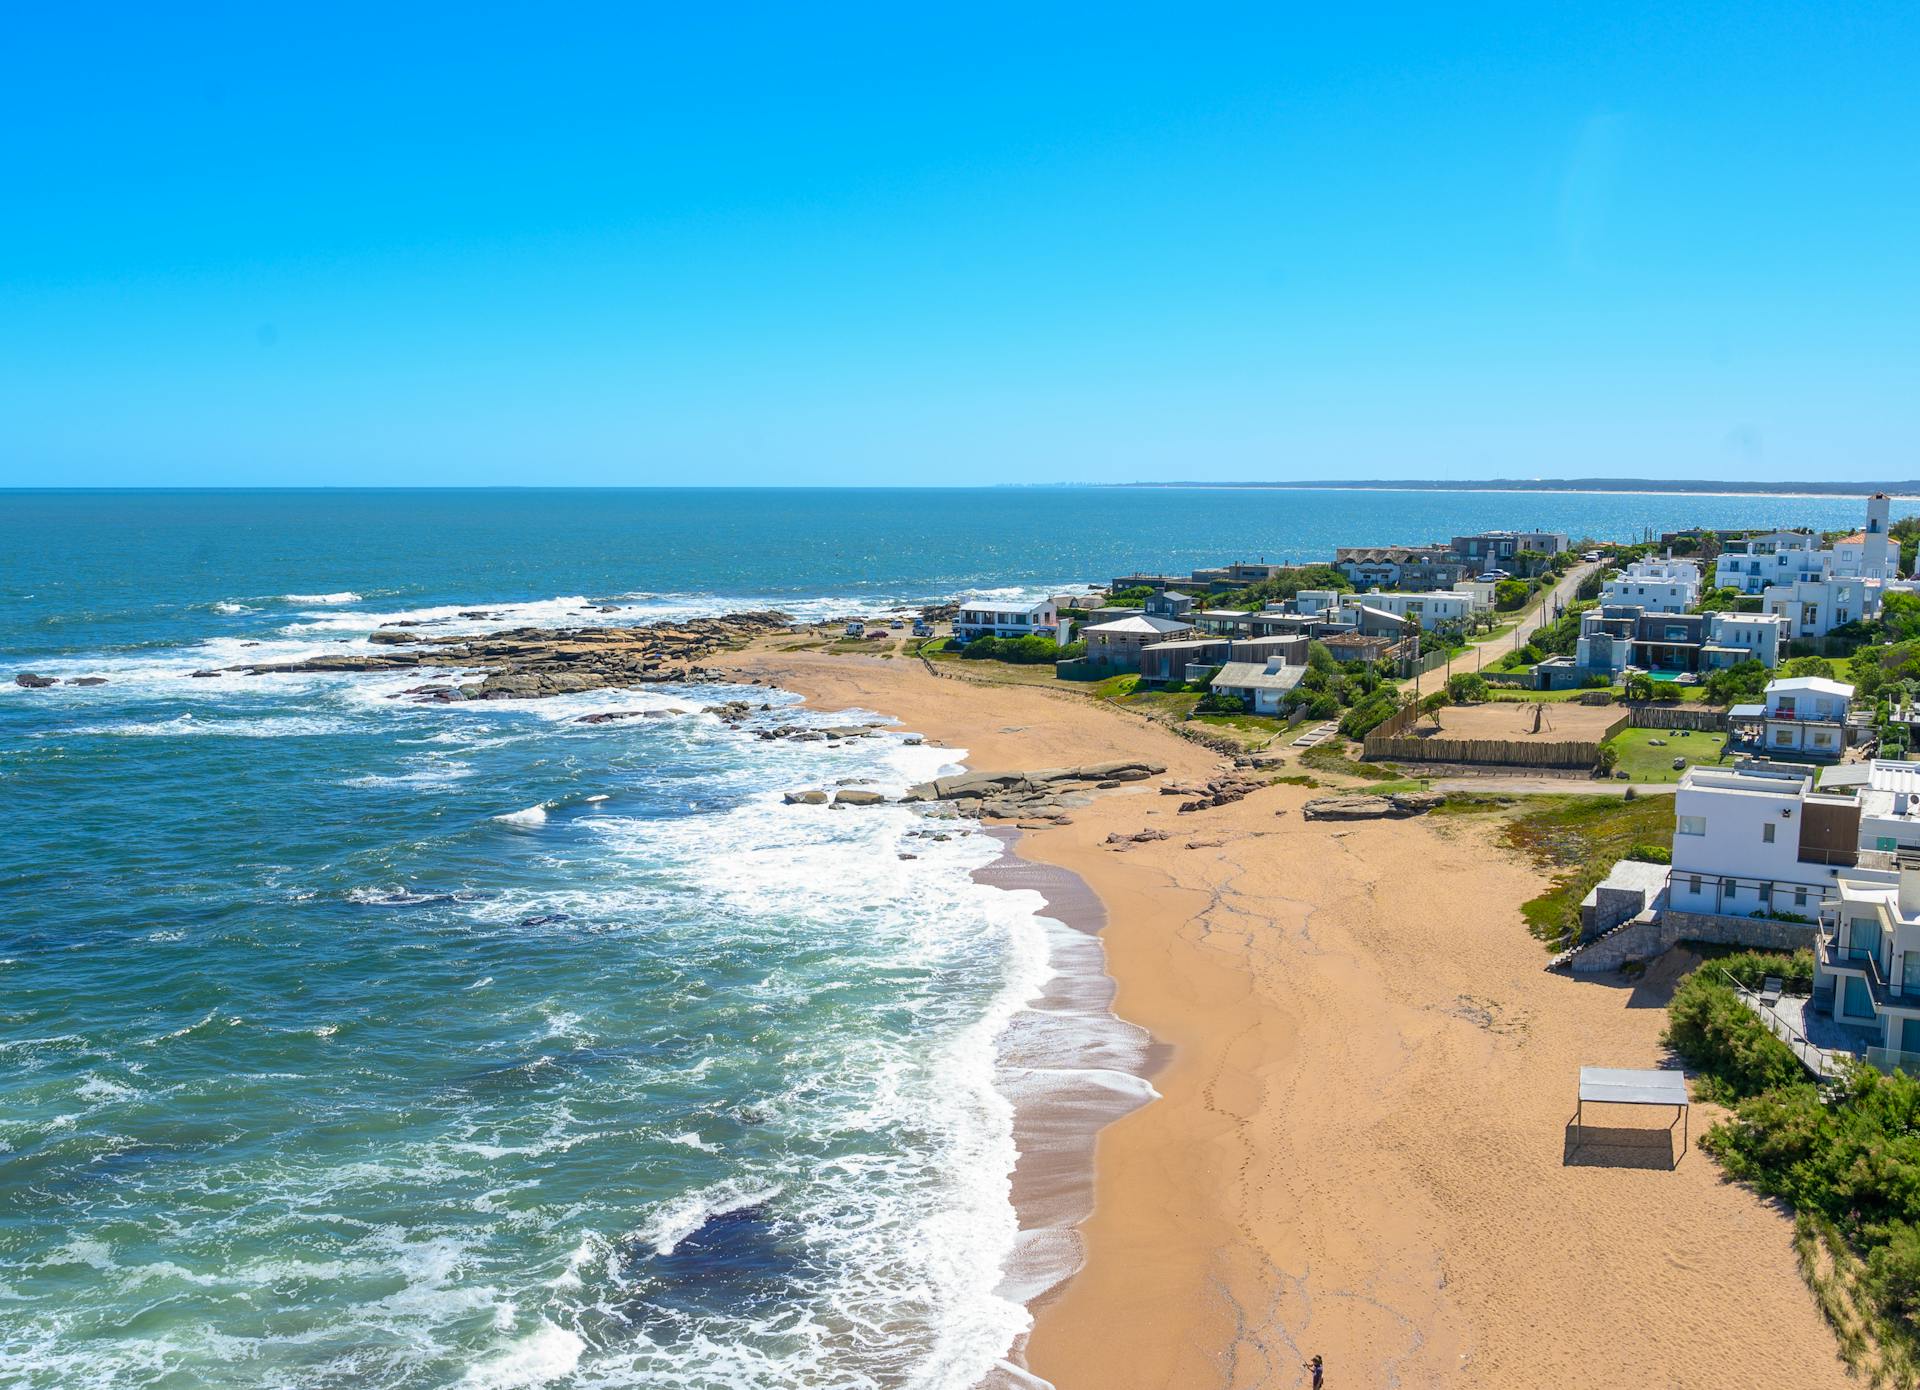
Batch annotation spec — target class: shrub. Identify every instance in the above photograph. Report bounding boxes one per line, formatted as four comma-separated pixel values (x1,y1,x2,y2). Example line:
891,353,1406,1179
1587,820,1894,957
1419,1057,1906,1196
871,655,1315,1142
1446,672,1490,704
959,634,1062,664
1579,674,1612,689
1703,948,1815,993
1625,843,1670,864
1338,691,1402,739
1195,690,1248,714
1702,659,1770,707
1494,579,1529,610
1103,586,1154,607
1623,672,1656,703
1663,972,1809,1102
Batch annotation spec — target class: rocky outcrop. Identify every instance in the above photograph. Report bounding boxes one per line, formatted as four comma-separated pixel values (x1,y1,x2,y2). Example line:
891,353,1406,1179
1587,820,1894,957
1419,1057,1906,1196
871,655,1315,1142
1301,791,1446,821
1104,828,1169,848
14,672,57,688
69,676,108,686
782,789,831,805
232,612,792,699
895,760,1164,821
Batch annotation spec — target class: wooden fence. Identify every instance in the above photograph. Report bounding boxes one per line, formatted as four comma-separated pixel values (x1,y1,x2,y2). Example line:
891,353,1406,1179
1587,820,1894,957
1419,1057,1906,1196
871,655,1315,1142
1625,704,1728,732
1364,710,1629,768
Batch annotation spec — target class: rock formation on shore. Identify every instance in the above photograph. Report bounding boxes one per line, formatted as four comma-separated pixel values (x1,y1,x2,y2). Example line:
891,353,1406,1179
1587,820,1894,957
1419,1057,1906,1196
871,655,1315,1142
780,760,1166,821
1301,791,1447,821
230,613,792,700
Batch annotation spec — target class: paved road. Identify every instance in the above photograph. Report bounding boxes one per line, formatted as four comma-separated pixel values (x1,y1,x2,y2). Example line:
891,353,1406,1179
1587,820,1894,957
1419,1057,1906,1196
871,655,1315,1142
1471,561,1601,664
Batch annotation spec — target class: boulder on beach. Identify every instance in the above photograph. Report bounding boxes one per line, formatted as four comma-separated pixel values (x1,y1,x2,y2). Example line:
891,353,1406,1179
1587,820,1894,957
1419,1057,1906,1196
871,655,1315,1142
1301,791,1446,821
782,789,830,805
832,788,888,806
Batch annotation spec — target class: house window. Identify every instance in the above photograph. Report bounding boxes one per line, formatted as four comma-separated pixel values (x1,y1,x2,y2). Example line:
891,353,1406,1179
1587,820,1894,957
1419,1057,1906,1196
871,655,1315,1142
1774,729,1794,746
1725,882,1738,901
1759,883,1773,905
1677,816,1706,836
1762,823,1775,843
1689,875,1703,896
1795,887,1808,907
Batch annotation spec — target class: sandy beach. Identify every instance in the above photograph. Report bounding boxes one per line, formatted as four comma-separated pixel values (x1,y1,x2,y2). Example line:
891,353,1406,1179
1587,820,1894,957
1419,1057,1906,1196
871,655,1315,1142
718,642,1851,1390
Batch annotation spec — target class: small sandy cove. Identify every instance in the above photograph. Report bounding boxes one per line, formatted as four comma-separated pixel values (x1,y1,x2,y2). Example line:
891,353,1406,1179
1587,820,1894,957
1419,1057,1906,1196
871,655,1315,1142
717,643,1849,1390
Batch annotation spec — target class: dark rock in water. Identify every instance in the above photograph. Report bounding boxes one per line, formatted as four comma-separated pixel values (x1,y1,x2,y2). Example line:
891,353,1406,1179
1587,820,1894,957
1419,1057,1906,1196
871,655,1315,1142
69,676,108,686
520,913,572,927
598,605,620,613
190,670,221,679
14,672,57,688
619,1201,801,1330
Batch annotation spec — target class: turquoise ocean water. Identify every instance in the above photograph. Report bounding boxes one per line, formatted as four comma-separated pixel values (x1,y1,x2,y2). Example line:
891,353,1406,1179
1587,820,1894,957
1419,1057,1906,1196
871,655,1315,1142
0,487,1887,1389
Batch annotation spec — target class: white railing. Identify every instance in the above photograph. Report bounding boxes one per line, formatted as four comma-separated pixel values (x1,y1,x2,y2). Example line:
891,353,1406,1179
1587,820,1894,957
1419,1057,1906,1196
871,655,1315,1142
1719,968,1844,1080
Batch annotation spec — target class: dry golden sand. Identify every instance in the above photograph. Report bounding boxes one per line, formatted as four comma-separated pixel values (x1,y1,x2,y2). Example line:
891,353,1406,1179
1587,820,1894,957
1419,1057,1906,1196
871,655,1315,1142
718,644,1850,1390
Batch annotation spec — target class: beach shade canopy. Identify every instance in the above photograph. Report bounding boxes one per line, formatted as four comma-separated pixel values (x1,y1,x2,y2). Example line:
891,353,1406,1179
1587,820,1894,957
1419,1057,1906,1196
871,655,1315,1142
1573,1066,1691,1164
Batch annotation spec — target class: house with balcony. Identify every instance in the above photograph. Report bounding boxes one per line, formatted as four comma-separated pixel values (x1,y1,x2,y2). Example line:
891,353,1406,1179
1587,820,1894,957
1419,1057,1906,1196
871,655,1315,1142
1081,614,1195,670
1144,590,1196,621
1699,610,1787,670
1712,531,1827,595
1599,557,1701,613
953,596,1059,642
1830,494,1895,580
1667,762,1863,919
1760,675,1854,758
1761,575,1871,641
1814,853,1920,1066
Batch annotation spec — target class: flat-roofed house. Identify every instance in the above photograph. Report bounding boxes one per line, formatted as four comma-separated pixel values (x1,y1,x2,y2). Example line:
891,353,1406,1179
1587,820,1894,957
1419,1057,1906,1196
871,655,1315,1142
1138,638,1233,685
953,596,1059,642
1668,762,1861,918
1762,676,1854,758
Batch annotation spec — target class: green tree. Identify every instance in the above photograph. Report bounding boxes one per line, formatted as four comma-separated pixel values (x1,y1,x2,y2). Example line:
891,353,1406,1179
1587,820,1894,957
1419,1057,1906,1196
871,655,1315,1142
1884,591,1920,642
1446,672,1490,703
1305,640,1340,675
1623,672,1655,702
1493,579,1529,610
1702,660,1770,707
1780,654,1837,680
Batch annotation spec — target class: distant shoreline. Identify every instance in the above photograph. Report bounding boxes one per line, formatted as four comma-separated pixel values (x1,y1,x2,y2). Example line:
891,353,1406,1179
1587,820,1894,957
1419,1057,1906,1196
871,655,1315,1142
1104,479,1920,499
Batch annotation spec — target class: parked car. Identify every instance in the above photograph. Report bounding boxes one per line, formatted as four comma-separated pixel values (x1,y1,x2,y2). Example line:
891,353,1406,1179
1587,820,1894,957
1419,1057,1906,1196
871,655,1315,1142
844,622,864,637
911,621,932,637
889,619,904,630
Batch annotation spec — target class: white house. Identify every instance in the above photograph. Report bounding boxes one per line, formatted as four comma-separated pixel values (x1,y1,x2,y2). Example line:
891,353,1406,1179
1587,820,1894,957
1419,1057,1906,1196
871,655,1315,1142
1451,579,1498,611
1287,589,1343,618
1600,557,1701,613
1762,575,1871,640
953,596,1059,642
1851,761,1920,856
1712,532,1828,595
1668,762,1862,918
1814,853,1920,1062
1701,610,1788,669
1761,675,1854,757
1208,656,1307,715
1340,589,1474,631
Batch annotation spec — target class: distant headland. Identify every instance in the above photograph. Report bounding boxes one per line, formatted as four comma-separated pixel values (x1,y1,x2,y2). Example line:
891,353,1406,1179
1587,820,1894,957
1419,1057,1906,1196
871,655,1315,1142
1107,478,1920,497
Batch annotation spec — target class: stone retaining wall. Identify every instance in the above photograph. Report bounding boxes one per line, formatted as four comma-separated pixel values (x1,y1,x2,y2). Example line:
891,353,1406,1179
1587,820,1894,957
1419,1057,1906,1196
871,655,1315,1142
1566,908,1818,973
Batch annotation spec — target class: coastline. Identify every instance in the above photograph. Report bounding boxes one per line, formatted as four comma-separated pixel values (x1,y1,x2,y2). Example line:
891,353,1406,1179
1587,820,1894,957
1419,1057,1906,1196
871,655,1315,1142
718,641,1856,1390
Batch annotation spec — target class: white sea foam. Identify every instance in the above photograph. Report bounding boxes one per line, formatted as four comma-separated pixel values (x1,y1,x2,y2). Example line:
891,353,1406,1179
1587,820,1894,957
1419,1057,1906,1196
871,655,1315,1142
212,600,256,615
459,1321,585,1390
639,1180,785,1257
283,591,363,605
493,803,549,827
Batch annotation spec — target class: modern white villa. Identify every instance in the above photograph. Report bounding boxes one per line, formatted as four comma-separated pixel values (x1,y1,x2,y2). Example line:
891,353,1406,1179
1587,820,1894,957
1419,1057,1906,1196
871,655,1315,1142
1712,530,1828,595
1338,589,1475,631
952,596,1059,642
1760,675,1854,757
1600,557,1701,613
1668,762,1862,919
1814,853,1920,1067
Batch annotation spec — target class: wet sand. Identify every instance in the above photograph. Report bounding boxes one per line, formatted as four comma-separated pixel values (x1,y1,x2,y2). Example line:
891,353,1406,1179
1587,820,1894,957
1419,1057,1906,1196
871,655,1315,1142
716,643,1852,1390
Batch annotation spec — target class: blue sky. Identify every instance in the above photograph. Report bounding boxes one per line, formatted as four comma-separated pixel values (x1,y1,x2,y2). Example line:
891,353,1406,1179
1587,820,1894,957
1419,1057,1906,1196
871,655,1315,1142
3,3,1917,486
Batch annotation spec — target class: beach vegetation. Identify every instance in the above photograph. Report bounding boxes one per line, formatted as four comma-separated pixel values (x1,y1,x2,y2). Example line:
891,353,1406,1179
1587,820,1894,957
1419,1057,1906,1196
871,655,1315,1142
1625,842,1670,863
1233,565,1353,608
1497,793,1676,946
1666,964,1920,1381
957,634,1074,663
1103,586,1155,606
1493,579,1529,610
1445,672,1490,703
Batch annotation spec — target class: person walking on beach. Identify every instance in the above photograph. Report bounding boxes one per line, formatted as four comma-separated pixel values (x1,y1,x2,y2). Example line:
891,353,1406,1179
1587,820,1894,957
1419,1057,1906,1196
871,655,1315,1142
1304,1353,1324,1388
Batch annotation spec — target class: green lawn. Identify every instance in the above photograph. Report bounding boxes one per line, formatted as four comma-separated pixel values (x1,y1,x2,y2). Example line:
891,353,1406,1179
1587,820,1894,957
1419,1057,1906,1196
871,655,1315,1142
1602,725,1735,783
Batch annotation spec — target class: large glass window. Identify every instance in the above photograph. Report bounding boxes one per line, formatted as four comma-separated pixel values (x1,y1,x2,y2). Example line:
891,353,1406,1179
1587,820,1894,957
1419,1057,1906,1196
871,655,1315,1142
1678,816,1706,837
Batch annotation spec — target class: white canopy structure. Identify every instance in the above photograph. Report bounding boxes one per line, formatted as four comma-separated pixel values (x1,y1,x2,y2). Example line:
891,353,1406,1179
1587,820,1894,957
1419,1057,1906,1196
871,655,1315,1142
1573,1067,1690,1165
